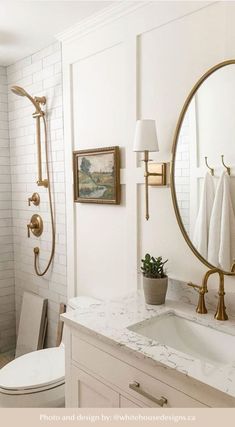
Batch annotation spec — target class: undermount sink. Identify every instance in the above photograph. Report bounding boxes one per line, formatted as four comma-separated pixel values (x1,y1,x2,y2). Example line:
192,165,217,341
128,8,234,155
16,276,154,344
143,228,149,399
128,312,235,365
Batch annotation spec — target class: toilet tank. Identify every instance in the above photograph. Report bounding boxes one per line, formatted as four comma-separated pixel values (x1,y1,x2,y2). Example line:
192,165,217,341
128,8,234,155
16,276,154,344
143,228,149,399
67,296,101,312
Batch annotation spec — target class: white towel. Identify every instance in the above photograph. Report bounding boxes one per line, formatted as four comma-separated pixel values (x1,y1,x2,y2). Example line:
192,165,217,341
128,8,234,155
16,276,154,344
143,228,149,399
207,172,224,267
193,172,215,259
219,173,235,271
208,171,235,271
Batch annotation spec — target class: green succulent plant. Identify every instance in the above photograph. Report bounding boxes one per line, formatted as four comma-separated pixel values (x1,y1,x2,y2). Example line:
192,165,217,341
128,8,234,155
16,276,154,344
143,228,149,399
141,254,168,279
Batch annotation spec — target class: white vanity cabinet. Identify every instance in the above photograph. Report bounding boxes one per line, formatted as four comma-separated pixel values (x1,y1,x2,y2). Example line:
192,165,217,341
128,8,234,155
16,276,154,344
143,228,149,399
70,365,143,408
64,325,235,408
69,366,120,408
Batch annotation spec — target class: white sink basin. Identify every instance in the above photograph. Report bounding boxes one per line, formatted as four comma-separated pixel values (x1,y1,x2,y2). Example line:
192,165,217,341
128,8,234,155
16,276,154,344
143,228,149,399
128,312,235,365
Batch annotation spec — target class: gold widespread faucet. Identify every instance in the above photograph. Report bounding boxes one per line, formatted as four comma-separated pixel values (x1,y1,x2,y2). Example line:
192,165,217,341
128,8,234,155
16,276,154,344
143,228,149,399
187,268,228,321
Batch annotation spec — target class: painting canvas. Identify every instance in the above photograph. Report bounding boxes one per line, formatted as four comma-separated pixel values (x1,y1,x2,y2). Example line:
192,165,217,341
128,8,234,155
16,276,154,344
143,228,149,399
73,146,120,204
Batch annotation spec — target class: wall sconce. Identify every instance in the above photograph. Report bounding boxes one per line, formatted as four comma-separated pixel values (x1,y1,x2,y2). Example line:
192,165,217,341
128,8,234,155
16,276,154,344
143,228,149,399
133,120,167,221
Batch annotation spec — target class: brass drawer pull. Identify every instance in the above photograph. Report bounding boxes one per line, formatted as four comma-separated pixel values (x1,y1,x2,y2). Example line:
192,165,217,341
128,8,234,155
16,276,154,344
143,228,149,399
129,382,167,407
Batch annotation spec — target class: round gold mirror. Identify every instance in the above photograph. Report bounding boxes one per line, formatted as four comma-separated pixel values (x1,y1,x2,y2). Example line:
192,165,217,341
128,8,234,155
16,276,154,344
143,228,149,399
171,60,235,275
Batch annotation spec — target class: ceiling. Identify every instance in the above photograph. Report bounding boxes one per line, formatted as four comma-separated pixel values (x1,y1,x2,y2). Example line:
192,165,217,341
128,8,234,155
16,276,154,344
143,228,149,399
0,1,113,66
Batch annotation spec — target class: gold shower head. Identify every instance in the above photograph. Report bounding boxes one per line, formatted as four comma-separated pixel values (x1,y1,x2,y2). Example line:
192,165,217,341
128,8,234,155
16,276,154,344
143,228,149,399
11,85,29,97
11,85,46,114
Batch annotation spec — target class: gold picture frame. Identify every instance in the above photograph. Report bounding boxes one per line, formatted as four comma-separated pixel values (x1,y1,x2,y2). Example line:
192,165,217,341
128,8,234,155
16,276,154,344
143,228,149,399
73,146,120,204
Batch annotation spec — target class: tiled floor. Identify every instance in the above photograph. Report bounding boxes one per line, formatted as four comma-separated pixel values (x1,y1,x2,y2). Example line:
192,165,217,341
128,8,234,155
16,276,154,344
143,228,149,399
0,351,15,368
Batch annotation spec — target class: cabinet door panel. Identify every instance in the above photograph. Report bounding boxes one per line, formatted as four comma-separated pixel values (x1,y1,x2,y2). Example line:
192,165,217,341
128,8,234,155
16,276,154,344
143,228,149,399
120,395,142,408
70,365,119,408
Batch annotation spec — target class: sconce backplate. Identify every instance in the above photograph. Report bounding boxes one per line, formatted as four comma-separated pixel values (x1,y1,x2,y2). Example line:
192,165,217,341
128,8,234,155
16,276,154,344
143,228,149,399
148,163,168,186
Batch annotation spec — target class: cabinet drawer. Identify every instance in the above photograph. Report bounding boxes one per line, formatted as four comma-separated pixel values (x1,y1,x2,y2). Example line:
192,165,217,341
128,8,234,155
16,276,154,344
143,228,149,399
71,334,207,407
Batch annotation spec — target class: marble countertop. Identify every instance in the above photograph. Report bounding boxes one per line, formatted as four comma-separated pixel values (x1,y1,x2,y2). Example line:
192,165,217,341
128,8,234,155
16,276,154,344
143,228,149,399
62,292,235,399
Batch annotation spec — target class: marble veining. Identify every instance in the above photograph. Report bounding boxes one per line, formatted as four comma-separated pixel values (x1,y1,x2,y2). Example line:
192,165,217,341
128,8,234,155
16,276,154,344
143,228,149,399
62,287,235,399
168,278,235,317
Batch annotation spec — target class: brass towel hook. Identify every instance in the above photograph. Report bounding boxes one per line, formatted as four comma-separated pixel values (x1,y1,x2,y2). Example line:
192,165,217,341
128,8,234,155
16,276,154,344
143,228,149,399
221,155,231,175
205,157,214,176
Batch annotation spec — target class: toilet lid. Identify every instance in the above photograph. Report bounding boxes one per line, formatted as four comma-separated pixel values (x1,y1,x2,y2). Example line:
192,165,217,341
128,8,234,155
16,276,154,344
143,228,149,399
0,347,64,394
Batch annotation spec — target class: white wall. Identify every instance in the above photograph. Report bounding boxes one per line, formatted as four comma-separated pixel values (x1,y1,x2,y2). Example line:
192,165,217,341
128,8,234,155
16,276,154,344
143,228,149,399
196,65,235,214
197,64,235,169
60,1,235,298
0,67,15,353
7,42,66,347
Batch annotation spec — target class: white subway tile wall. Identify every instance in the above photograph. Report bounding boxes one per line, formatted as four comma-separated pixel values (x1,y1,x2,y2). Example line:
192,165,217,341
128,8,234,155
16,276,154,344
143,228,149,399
0,66,15,353
7,42,67,347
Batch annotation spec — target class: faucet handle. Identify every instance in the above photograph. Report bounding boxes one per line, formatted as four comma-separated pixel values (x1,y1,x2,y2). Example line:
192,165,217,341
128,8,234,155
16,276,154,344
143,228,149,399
27,214,43,238
187,282,201,292
28,192,40,206
187,282,208,314
27,222,33,238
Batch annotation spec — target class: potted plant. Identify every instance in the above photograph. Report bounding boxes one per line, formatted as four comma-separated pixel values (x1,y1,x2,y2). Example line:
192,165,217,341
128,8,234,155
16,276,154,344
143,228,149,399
141,254,168,305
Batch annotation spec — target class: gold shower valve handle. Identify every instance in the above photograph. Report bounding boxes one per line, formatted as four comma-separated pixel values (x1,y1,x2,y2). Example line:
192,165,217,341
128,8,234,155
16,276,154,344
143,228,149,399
28,192,40,206
27,214,43,238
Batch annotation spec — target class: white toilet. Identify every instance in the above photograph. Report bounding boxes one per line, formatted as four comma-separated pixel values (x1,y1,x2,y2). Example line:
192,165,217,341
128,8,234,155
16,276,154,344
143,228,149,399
0,296,101,407
0,346,65,408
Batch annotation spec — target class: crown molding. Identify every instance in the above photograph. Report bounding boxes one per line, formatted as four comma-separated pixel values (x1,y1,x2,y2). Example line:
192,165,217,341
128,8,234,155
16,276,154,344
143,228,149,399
56,1,151,44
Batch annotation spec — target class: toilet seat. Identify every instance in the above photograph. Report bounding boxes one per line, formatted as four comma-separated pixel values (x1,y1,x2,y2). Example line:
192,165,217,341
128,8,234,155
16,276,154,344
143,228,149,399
0,297,100,407
0,347,64,395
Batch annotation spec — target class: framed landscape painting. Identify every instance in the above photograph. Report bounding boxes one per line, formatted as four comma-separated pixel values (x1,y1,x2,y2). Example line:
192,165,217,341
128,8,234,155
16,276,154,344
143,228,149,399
73,146,120,204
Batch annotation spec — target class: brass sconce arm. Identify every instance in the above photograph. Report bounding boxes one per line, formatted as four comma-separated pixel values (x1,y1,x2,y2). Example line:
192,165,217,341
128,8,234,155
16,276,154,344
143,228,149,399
143,151,166,178
143,151,166,220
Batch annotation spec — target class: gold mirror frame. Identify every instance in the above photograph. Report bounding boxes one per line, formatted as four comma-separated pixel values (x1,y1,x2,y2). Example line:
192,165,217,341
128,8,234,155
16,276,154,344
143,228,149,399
171,59,235,276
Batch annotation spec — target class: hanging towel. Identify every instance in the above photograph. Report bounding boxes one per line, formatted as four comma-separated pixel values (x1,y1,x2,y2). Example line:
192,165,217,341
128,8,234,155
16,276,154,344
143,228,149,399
207,172,224,267
208,171,235,271
193,172,215,259
219,173,235,271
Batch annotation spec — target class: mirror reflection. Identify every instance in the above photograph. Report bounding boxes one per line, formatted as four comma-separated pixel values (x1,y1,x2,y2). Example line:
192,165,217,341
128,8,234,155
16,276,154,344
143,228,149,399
174,63,235,273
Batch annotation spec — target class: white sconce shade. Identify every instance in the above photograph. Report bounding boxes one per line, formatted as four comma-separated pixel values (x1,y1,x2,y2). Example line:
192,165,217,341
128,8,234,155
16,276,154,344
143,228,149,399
133,119,159,152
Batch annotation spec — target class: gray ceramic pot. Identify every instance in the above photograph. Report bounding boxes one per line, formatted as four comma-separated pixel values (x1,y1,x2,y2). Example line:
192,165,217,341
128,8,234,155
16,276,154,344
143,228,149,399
143,276,168,305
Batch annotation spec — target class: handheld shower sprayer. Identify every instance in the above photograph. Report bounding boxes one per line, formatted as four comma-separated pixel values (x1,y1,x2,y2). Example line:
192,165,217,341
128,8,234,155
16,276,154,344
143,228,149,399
11,85,55,277
11,85,47,187
11,85,46,115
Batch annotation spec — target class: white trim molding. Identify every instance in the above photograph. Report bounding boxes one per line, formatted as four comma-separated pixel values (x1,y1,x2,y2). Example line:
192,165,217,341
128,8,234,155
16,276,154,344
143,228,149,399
56,1,150,44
